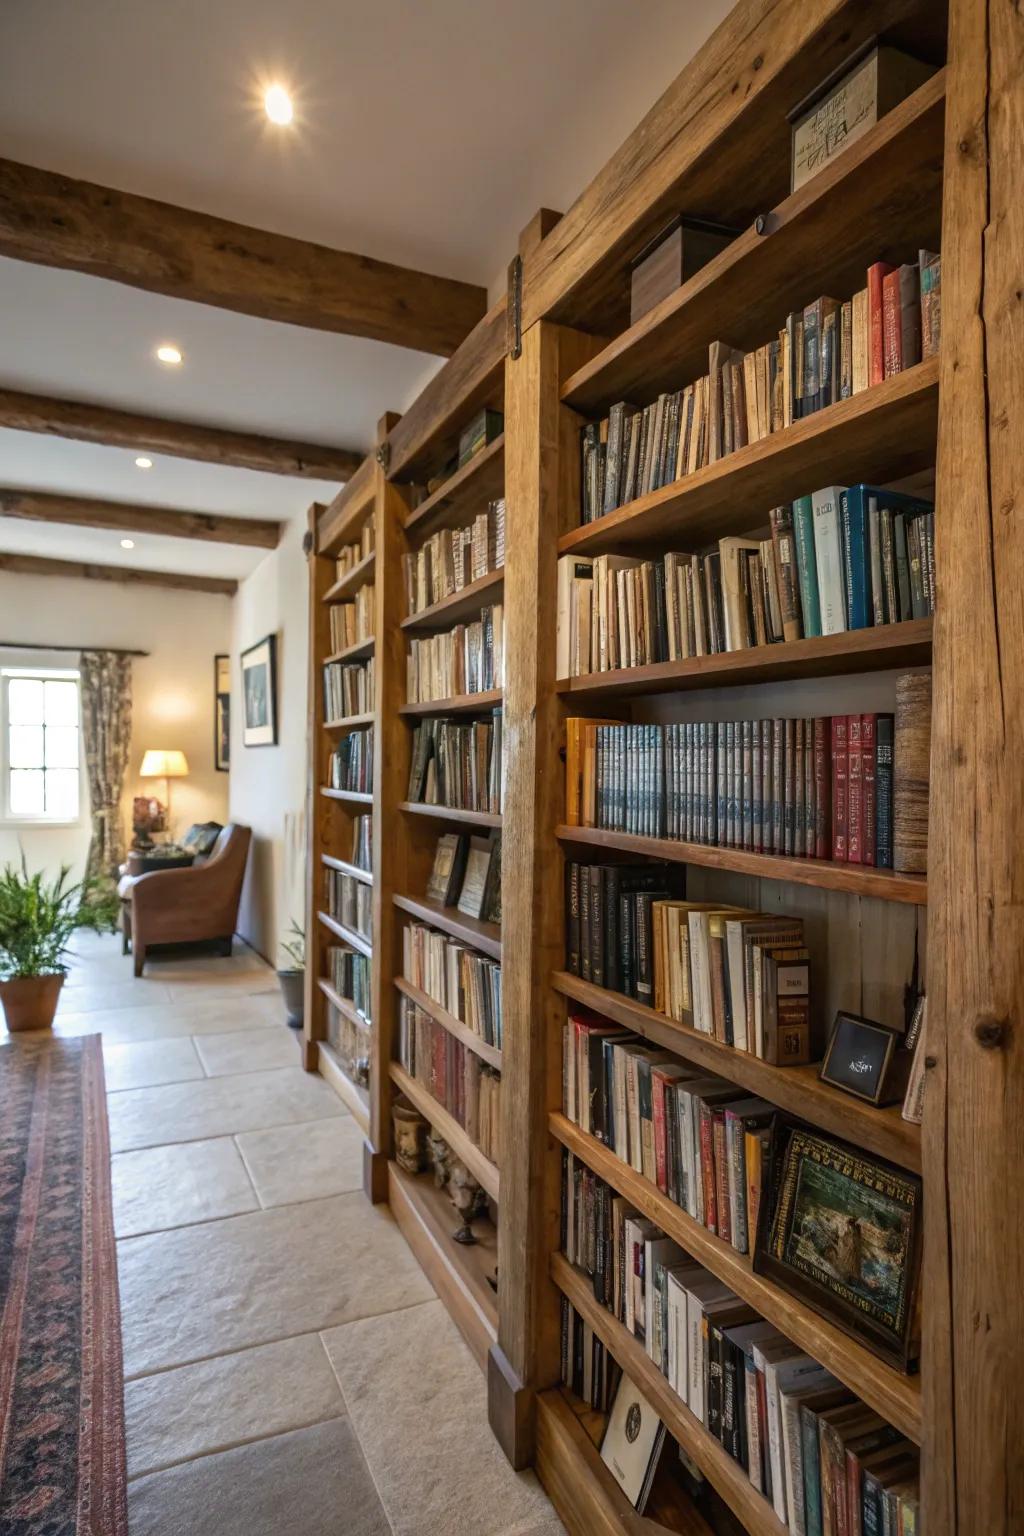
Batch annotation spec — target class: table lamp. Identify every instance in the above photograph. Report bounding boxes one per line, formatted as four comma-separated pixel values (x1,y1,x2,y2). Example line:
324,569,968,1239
139,749,189,839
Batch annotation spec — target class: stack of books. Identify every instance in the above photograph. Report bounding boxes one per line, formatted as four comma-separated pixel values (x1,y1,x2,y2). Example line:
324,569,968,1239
334,521,375,577
323,657,375,719
403,499,505,616
403,920,502,1049
580,252,941,525
406,710,503,814
326,869,371,941
557,485,934,676
566,709,908,868
329,584,374,651
329,728,373,793
326,944,371,1023
399,996,502,1163
406,605,504,702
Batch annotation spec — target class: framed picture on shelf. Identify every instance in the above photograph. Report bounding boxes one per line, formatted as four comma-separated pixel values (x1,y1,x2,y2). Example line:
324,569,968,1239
753,1117,922,1372
214,654,231,771
240,634,278,748
820,1010,913,1106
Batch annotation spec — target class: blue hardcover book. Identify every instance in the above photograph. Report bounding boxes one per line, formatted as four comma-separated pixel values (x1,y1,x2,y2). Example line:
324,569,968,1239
801,1404,824,1536
843,485,874,630
792,495,821,637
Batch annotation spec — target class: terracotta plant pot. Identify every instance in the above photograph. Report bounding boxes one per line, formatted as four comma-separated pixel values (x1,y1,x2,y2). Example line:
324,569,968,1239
0,973,65,1032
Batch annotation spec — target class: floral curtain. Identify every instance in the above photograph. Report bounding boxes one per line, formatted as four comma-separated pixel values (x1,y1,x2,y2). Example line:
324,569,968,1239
80,651,133,888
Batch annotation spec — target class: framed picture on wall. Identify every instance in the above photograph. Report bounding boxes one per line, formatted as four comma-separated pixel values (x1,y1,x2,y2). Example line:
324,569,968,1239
214,654,231,771
240,634,278,747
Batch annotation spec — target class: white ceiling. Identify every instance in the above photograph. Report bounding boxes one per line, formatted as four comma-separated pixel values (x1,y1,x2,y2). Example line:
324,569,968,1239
0,0,732,580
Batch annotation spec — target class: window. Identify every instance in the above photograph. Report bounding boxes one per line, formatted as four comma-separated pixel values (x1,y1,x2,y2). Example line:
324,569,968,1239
1,670,82,822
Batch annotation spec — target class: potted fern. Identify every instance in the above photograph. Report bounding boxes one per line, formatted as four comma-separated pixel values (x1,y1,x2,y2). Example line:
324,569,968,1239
277,919,305,1030
0,858,116,1032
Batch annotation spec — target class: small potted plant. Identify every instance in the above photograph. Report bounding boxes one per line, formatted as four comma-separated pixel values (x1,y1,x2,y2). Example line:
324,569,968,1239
0,857,116,1032
277,919,306,1030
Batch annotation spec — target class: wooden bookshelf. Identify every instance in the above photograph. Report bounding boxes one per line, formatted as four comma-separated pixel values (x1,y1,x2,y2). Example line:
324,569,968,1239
324,635,375,664
323,711,375,734
321,853,373,887
323,548,375,602
551,1114,921,1442
558,619,933,701
551,971,921,1172
398,801,502,830
401,567,504,631
405,433,506,537
393,892,502,961
317,1040,371,1135
317,909,372,958
399,687,503,718
394,975,502,1071
390,1061,500,1202
557,824,927,904
320,786,373,805
316,976,372,1037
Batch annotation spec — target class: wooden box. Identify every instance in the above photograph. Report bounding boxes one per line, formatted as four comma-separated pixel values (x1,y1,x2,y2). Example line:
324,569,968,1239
629,217,735,327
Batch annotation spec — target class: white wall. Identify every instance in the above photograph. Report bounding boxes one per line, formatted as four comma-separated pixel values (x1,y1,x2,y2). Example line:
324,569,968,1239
228,517,309,965
0,569,231,879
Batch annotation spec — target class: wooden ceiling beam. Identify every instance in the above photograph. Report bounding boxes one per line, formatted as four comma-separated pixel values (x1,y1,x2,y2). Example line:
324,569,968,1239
0,487,280,548
0,386,362,481
0,158,487,357
0,551,236,597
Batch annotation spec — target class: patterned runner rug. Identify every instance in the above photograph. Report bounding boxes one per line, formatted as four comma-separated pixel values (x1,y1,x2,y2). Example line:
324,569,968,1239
0,1034,128,1535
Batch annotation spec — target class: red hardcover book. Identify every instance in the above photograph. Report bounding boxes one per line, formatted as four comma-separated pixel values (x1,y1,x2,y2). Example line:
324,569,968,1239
699,1102,718,1235
814,717,832,859
831,715,849,861
867,262,896,387
861,713,878,867
882,268,903,378
847,714,864,864
712,1111,731,1245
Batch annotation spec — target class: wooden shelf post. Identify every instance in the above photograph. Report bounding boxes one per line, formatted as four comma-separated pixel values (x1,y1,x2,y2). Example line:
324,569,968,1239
302,500,332,1073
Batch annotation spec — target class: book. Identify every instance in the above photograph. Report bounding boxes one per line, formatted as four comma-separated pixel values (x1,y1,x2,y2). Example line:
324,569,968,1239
893,671,931,873
426,833,468,906
811,487,847,635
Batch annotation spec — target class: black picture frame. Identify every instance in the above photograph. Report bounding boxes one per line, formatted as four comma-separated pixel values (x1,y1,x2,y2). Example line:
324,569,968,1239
240,634,278,748
819,1010,912,1106
214,654,230,771
753,1115,922,1372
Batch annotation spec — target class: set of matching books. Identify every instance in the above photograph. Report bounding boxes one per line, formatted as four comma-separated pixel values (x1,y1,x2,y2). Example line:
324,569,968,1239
557,484,934,676
399,996,502,1164
560,1297,621,1413
323,657,375,720
326,869,371,942
406,605,504,703
406,710,503,815
329,584,374,652
326,944,371,1023
563,1025,772,1254
566,710,911,869
350,814,371,874
403,499,505,617
334,522,375,578
329,728,373,793
402,920,503,1049
580,252,941,525
425,830,502,925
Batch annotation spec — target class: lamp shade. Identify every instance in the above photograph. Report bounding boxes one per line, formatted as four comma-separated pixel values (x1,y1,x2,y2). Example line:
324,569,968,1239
140,749,189,779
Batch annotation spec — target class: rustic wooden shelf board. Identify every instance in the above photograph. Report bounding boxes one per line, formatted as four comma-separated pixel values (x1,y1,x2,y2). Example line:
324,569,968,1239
320,786,373,805
393,975,502,1070
399,801,502,829
324,635,375,664
323,711,375,734
556,825,927,905
551,971,921,1172
316,977,372,1035
323,550,376,602
558,620,933,701
549,1115,921,1442
388,1160,498,1371
392,892,502,960
316,908,373,957
399,688,504,718
404,435,506,539
320,853,373,886
316,1040,371,1133
558,360,939,557
389,1061,500,1201
401,568,504,631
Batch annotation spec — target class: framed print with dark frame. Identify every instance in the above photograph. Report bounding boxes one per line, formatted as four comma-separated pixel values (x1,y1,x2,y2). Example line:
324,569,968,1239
240,634,278,747
819,1010,913,1106
753,1116,922,1371
214,654,231,771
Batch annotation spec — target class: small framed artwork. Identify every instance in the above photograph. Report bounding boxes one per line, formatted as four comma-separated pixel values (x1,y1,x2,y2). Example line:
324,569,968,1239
214,654,231,771
753,1117,922,1371
240,634,278,748
819,1010,913,1106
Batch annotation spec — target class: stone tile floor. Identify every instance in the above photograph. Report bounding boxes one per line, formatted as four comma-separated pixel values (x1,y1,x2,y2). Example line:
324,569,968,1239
4,930,562,1536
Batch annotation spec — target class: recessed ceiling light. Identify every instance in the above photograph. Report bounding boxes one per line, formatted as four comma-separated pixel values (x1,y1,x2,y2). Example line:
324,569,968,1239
155,344,183,366
264,84,293,125
121,539,136,550
135,456,153,469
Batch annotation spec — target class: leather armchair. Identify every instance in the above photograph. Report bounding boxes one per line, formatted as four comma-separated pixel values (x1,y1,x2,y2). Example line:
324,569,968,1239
126,823,252,976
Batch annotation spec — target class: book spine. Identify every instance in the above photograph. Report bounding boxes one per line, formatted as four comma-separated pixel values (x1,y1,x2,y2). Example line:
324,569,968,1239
862,713,878,868
875,714,895,869
867,263,892,387
847,714,864,864
882,269,902,378
699,1105,718,1235
831,715,848,861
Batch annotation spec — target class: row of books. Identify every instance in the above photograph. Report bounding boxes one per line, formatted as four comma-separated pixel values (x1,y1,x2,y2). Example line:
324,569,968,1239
350,814,371,874
567,867,812,1064
566,712,909,870
334,521,375,577
580,252,941,524
323,658,374,721
416,408,504,499
326,944,371,1024
560,1159,920,1531
426,831,502,925
399,997,502,1164
406,606,504,703
402,919,503,1049
328,584,374,653
406,711,503,815
557,485,934,677
328,728,373,794
325,1000,370,1092
403,498,505,617
326,870,371,942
